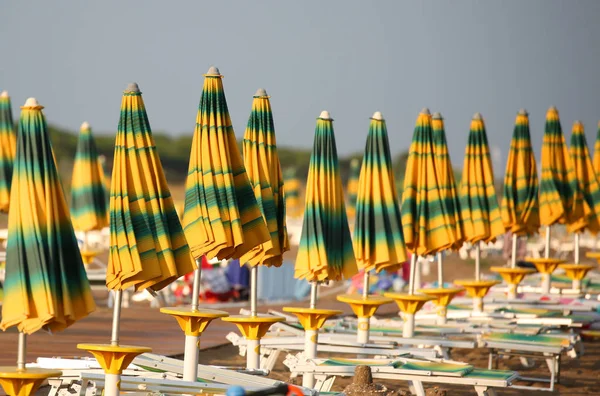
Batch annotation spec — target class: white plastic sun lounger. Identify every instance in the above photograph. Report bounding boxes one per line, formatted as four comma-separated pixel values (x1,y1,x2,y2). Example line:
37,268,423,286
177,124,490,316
284,353,520,396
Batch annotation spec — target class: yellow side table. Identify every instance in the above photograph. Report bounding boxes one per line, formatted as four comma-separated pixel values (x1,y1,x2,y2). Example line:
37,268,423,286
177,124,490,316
558,264,595,292
383,293,434,338
526,258,565,294
282,307,342,389
77,344,151,396
80,250,100,266
0,367,62,396
336,294,392,343
222,315,285,370
161,307,228,381
490,267,535,299
418,288,464,324
454,280,500,312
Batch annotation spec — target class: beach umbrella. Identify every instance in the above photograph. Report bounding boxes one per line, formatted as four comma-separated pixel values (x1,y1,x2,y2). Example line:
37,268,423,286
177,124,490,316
0,91,16,213
182,67,269,264
593,121,600,178
346,158,361,221
431,112,464,287
458,113,504,279
295,110,357,298
284,168,302,219
241,88,289,308
70,122,109,246
500,109,540,267
354,111,407,278
0,98,94,395
567,121,600,258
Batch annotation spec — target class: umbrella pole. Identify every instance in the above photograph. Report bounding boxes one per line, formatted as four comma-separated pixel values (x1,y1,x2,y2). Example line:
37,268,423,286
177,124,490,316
309,282,318,309
511,234,517,269
408,255,417,295
84,231,89,251
17,332,26,370
574,233,581,291
542,227,551,294
437,253,443,288
250,266,258,316
183,259,202,383
362,271,369,299
475,243,481,281
110,290,123,346
545,226,551,259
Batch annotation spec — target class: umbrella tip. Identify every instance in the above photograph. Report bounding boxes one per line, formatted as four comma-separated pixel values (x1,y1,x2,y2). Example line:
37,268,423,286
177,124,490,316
80,121,90,130
518,108,528,116
254,88,268,97
473,112,483,120
319,110,332,120
23,97,39,107
125,83,140,93
0,91,8,98
371,111,384,120
420,108,430,115
432,112,443,120
207,66,220,75
549,105,558,112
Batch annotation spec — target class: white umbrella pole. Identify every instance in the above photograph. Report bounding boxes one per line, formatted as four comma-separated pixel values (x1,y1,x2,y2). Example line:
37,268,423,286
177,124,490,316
544,226,551,259
437,253,443,288
362,271,369,299
309,282,318,309
17,332,26,370
408,254,417,295
542,226,552,294
475,243,481,281
511,234,517,268
105,290,123,396
183,259,202,382
250,266,258,316
84,231,89,251
574,233,581,291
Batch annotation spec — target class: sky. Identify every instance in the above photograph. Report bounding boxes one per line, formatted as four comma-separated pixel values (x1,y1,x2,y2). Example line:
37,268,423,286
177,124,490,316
2,1,600,172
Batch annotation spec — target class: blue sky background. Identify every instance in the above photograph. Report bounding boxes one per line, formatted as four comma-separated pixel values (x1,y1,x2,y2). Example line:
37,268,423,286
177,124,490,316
2,1,600,172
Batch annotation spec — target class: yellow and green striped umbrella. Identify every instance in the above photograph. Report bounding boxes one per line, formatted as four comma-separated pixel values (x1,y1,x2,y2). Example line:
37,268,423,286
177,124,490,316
354,112,407,274
593,121,600,178
539,107,576,227
346,158,361,220
402,109,458,257
431,112,464,250
0,91,16,213
500,110,540,236
284,168,303,219
0,98,95,334
182,67,269,261
70,122,109,233
295,111,357,282
567,121,600,234
459,113,504,244
107,83,195,292
240,89,289,267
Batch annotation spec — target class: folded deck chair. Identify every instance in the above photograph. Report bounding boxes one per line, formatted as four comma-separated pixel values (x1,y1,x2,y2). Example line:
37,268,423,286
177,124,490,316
284,353,520,396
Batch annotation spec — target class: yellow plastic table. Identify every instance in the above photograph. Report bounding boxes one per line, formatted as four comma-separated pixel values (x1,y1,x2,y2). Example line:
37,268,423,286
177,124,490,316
336,294,393,343
585,252,600,264
383,293,434,338
417,288,464,323
0,367,62,396
490,267,535,298
80,250,100,266
455,279,500,312
558,263,595,291
526,258,565,274
222,314,285,370
160,307,229,337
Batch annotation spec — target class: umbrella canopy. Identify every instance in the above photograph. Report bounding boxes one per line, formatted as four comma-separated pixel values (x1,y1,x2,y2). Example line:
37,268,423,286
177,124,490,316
70,122,109,232
182,67,269,261
283,168,302,218
594,122,600,178
539,107,577,227
431,112,464,249
107,83,195,292
0,98,95,334
401,109,458,256
346,158,361,220
240,88,289,267
500,110,540,236
567,121,600,234
353,112,407,273
295,111,357,281
459,113,504,243
0,91,16,213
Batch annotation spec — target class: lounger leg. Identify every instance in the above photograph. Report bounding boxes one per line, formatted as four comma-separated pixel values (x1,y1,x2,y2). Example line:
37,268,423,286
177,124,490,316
474,386,496,396
545,356,556,391
408,380,425,396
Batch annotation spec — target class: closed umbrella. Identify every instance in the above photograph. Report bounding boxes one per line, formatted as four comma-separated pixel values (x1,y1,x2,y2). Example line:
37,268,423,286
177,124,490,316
284,168,302,219
70,121,109,249
0,98,94,396
593,121,600,178
0,91,15,213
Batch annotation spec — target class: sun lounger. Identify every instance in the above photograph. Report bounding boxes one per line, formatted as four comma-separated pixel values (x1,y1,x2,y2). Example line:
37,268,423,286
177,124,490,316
284,353,520,396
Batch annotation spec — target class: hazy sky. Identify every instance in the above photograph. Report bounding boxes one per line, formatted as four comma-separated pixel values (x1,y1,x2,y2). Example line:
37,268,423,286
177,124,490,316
2,1,600,172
